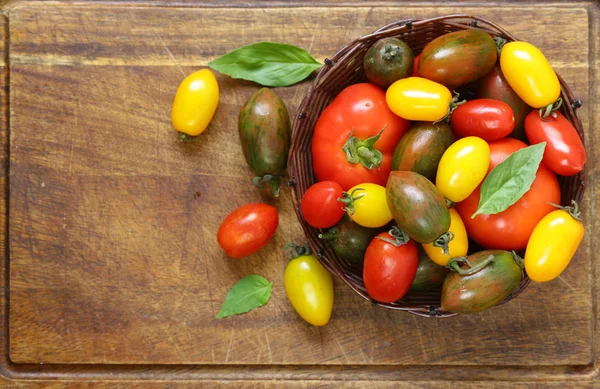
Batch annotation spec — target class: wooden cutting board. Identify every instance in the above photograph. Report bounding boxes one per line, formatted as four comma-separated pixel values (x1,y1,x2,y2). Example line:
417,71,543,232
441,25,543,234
0,0,598,387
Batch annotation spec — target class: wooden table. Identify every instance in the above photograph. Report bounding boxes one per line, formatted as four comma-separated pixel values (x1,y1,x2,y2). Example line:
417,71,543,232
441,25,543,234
0,0,598,387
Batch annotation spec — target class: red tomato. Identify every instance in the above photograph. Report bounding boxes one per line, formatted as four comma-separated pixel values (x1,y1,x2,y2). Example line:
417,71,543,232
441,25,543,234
412,54,421,77
525,111,586,176
456,138,561,251
450,99,515,141
217,203,278,258
312,83,410,190
363,231,418,303
301,181,345,229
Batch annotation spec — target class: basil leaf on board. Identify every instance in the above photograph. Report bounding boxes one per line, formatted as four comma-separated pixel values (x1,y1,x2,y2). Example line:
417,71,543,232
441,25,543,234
472,142,546,218
216,274,273,319
208,42,323,87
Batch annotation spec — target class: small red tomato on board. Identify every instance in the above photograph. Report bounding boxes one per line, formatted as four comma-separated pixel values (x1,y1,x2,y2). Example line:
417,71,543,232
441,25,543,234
456,138,560,251
217,203,279,258
450,99,515,141
525,111,586,176
312,83,410,190
301,181,345,229
363,228,419,303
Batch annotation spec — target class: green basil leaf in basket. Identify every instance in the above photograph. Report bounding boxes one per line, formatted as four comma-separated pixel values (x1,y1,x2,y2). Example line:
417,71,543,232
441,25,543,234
216,274,273,319
472,142,546,218
208,42,323,87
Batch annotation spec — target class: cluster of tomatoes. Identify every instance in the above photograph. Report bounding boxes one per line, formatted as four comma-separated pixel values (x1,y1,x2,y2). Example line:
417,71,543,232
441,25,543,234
302,29,586,314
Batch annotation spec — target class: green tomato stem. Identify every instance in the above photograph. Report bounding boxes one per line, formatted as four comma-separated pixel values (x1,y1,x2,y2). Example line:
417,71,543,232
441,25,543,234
433,231,455,256
318,227,339,241
447,254,495,276
338,187,366,216
341,127,385,170
376,226,409,247
253,174,282,197
548,200,582,222
284,243,312,260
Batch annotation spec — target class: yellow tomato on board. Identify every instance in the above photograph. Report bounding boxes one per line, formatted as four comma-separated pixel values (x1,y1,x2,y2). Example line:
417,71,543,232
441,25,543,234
171,69,220,137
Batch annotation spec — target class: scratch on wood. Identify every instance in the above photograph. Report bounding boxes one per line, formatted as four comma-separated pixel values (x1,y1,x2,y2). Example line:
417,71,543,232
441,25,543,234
224,327,235,363
157,34,186,77
412,315,428,361
334,338,350,363
264,330,273,362
558,275,592,307
68,140,74,175
166,333,187,360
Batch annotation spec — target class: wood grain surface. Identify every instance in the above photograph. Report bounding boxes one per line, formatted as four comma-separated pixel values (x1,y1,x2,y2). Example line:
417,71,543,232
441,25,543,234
0,0,598,387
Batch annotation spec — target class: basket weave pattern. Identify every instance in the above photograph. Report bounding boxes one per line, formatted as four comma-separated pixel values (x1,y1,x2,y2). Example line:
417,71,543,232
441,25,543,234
288,15,585,318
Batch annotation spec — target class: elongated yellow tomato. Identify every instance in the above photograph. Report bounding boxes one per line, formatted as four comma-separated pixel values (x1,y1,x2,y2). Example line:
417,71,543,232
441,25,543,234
284,249,334,326
525,204,584,282
500,41,560,109
341,183,392,228
436,137,490,203
386,77,452,121
171,69,220,136
422,208,468,266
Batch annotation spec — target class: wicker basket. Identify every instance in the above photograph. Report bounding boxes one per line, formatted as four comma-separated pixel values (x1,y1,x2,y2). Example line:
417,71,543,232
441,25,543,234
288,14,585,318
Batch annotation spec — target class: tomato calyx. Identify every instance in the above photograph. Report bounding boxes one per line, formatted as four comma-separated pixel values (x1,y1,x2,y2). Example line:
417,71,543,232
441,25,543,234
433,231,455,255
538,97,563,120
338,187,366,215
494,36,507,56
439,92,466,123
376,226,409,247
284,243,312,260
253,174,283,197
446,254,495,276
548,200,582,222
342,127,386,170
318,227,339,241
179,132,201,142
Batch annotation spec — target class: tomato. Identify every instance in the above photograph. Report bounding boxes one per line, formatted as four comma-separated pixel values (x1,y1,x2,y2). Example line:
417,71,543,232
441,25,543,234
364,37,414,89
412,54,421,77
418,30,497,89
456,138,561,251
422,208,468,266
436,137,490,203
450,99,515,141
301,181,345,229
524,111,586,176
386,171,450,243
171,69,219,137
386,77,452,121
312,83,410,190
284,245,334,326
500,41,560,109
442,250,522,314
319,214,381,268
239,88,291,197
410,248,448,291
217,204,278,258
476,65,530,141
390,121,454,181
525,202,584,282
340,183,392,228
363,229,419,303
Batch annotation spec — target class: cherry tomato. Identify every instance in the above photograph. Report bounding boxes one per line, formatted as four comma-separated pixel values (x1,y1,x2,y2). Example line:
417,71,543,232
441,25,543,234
450,99,515,141
284,245,334,326
422,208,468,266
525,202,584,282
363,229,418,303
386,77,452,121
340,183,392,228
525,111,586,176
217,204,278,258
500,41,560,109
171,69,219,137
301,181,345,229
312,83,410,190
436,137,490,203
456,138,561,251
412,54,421,77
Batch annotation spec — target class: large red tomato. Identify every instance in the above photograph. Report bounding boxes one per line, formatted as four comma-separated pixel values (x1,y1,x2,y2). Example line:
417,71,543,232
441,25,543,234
312,83,410,190
456,138,561,251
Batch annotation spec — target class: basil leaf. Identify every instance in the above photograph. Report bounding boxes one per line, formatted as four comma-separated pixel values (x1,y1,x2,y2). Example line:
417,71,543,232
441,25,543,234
208,42,323,87
472,142,546,218
216,274,273,319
